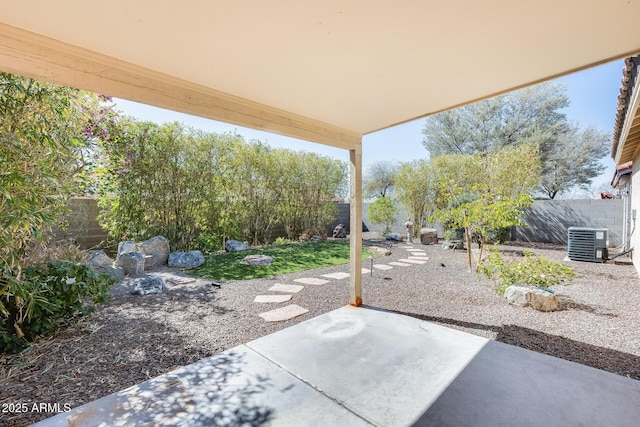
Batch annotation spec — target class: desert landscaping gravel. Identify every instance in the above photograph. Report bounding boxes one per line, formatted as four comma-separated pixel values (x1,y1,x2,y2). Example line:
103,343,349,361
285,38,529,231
2,240,639,426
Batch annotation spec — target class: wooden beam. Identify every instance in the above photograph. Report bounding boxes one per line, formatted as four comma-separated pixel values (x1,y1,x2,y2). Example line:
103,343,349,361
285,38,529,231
0,22,360,150
349,142,363,307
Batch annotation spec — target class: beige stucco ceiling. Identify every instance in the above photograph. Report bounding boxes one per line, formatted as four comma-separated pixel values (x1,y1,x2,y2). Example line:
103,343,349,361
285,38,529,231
1,1,640,148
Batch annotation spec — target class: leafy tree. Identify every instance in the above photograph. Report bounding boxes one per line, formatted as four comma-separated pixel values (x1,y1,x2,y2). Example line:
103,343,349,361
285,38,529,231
422,82,608,197
367,196,397,233
363,160,397,198
394,159,438,232
432,144,540,271
539,123,610,199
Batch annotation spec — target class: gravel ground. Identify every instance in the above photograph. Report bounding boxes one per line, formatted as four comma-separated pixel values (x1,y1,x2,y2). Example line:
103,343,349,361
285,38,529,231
2,239,640,426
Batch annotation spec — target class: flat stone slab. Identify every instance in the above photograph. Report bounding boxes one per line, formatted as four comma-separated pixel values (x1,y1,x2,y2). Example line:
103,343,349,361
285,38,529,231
259,304,309,322
294,277,330,286
408,256,430,260
254,294,292,303
406,248,427,253
321,272,350,280
372,264,393,270
268,283,304,293
398,259,427,264
361,268,371,274
389,261,411,266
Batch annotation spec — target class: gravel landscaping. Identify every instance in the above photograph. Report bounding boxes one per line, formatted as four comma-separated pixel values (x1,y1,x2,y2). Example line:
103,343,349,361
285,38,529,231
2,239,640,426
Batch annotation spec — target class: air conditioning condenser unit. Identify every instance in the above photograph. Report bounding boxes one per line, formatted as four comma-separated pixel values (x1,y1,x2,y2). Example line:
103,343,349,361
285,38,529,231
567,227,608,263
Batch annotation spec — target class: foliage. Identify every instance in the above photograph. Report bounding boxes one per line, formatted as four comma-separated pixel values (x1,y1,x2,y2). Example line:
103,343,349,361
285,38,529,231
539,123,610,199
94,116,348,249
422,82,610,198
363,160,397,198
274,237,292,245
189,241,373,281
431,144,540,270
367,196,397,233
1,261,113,353
479,249,576,294
394,159,438,231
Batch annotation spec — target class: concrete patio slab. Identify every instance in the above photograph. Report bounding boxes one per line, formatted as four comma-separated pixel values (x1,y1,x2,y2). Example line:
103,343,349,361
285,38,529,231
258,304,309,322
361,268,371,274
321,272,350,280
32,345,369,427
389,261,411,266
254,294,292,303
33,306,640,427
398,259,427,264
408,256,429,261
293,277,329,286
372,264,393,270
268,283,304,293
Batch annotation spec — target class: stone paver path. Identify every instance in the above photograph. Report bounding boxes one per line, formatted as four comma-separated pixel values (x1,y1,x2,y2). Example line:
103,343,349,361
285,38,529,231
254,295,292,303
259,304,309,322
268,283,304,293
258,243,432,322
294,277,330,285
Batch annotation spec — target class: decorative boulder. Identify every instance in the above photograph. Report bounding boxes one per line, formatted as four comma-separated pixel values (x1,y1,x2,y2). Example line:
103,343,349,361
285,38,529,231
241,255,274,266
385,233,402,241
131,275,166,295
168,251,205,268
333,224,347,238
309,235,323,242
504,285,560,312
225,239,251,252
442,240,464,250
115,251,146,276
116,241,137,259
138,236,170,269
369,246,392,256
86,250,124,281
420,228,438,245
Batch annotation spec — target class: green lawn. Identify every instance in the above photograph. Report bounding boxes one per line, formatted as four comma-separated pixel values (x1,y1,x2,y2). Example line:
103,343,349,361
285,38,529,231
188,240,374,281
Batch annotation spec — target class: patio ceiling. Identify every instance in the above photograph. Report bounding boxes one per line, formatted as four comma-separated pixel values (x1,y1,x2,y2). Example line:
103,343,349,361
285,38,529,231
2,1,640,149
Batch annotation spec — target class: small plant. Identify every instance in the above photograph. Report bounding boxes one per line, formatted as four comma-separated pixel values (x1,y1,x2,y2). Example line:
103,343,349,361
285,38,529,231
479,248,575,295
273,237,292,245
367,197,397,234
1,261,114,353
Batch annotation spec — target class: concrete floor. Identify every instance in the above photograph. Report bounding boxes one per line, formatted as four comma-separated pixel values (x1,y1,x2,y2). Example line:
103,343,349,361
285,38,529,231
33,306,640,426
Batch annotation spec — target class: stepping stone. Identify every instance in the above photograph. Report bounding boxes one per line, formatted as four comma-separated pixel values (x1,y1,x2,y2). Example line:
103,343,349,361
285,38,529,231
372,264,393,270
406,248,426,252
321,272,350,280
398,259,426,264
259,304,309,322
408,256,430,261
389,261,411,266
362,268,371,274
254,294,292,303
294,277,330,286
268,283,304,293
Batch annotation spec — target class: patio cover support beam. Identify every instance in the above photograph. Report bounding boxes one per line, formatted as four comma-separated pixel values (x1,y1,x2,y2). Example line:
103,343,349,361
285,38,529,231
349,143,363,306
0,22,361,150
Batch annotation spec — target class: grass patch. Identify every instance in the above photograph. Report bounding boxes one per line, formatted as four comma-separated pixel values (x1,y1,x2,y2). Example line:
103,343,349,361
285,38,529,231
189,240,374,281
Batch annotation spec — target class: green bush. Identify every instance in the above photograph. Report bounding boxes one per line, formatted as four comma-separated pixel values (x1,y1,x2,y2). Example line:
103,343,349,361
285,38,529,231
486,227,511,244
1,261,113,353
479,249,575,294
274,237,292,245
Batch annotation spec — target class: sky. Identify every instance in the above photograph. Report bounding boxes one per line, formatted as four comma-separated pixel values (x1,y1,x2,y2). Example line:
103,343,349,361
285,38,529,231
112,59,625,190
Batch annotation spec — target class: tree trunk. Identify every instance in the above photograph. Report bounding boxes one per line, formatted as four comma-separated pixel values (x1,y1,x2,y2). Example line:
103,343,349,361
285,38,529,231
475,235,486,273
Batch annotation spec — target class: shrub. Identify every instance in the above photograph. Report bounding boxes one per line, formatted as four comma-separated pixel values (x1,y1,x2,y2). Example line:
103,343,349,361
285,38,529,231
479,249,575,295
367,197,398,234
0,261,113,353
274,237,292,245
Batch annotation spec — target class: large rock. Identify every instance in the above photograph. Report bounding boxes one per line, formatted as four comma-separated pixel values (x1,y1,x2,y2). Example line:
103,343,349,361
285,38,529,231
115,251,146,276
138,236,170,268
116,241,137,259
86,250,124,281
168,251,205,268
225,239,251,252
131,275,166,295
504,285,560,312
369,246,392,256
420,228,438,245
241,255,274,266
333,224,347,238
385,233,402,242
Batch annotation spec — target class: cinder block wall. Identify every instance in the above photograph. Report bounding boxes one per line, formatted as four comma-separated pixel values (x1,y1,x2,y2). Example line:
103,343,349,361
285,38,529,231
54,197,110,249
513,199,624,247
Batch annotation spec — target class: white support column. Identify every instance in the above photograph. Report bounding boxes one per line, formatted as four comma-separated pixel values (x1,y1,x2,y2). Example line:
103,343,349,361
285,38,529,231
349,142,363,306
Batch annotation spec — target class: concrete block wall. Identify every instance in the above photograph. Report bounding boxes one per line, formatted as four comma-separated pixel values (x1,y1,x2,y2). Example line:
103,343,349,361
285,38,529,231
54,197,110,249
512,199,624,247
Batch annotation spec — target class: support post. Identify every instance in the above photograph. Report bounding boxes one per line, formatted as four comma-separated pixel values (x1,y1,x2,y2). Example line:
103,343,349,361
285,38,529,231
349,143,363,306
